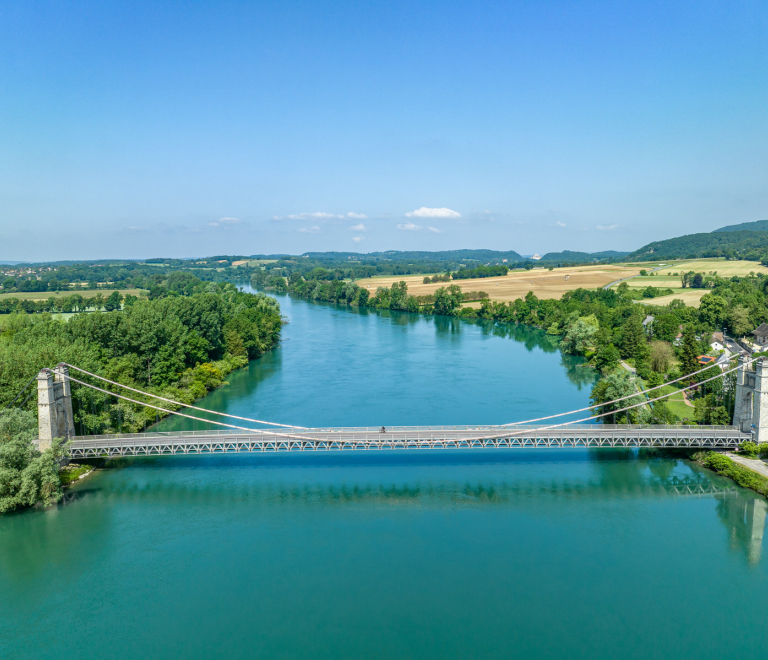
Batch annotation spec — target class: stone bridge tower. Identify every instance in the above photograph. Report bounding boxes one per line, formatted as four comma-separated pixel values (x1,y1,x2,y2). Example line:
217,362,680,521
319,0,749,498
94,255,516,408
733,356,768,443
37,363,75,451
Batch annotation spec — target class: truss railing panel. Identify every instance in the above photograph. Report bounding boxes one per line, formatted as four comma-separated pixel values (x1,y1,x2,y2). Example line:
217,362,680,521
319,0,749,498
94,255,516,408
65,424,749,458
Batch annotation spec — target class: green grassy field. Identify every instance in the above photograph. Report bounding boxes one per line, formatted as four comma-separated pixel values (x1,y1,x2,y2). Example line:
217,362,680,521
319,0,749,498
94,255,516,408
655,384,695,422
0,288,145,301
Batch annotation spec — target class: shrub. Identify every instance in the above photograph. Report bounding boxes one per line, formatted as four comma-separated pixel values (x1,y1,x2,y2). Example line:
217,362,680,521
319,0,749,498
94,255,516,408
739,441,759,458
697,451,768,497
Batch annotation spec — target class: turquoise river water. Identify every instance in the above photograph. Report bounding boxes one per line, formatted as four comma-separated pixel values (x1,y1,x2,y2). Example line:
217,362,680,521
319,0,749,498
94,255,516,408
1,293,767,659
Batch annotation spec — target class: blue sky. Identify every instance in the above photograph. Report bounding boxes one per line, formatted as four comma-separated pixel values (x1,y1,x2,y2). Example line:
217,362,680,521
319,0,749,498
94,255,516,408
1,0,766,260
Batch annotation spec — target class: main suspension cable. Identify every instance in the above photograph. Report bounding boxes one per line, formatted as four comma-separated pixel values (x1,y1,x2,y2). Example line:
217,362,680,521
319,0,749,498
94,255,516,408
500,354,752,427
63,363,307,430
454,358,750,443
3,373,43,410
63,374,314,441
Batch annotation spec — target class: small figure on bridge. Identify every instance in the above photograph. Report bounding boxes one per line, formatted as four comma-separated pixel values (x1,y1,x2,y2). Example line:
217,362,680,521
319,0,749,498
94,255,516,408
380,426,386,433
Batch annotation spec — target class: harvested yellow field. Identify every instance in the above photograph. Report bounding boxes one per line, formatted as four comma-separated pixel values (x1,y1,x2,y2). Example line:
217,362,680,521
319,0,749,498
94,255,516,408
0,288,145,300
661,258,768,277
355,265,645,302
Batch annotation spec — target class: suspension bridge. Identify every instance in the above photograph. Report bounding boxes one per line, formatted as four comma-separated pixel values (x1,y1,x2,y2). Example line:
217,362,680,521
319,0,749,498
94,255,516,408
20,354,768,457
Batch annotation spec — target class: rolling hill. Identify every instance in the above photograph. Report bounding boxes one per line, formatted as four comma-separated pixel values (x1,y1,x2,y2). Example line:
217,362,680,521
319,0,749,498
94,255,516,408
627,222,768,262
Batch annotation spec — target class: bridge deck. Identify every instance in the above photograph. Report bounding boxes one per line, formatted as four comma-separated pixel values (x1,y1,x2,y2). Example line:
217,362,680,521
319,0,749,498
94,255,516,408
66,424,751,457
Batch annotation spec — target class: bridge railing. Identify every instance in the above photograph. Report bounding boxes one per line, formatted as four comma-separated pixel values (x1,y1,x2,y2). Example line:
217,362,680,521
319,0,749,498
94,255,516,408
73,423,745,442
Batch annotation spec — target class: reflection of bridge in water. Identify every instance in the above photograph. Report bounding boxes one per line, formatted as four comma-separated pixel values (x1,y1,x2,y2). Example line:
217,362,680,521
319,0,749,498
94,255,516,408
58,465,766,564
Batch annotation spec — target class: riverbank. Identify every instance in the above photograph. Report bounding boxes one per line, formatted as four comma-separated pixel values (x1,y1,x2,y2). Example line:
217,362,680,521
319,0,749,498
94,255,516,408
692,451,768,497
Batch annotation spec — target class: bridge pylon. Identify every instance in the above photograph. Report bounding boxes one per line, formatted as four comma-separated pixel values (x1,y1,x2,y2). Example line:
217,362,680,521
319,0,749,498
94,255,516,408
733,356,768,443
36,363,75,450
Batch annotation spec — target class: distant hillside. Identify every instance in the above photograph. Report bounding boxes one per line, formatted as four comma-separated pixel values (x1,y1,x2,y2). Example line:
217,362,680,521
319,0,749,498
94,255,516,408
713,219,768,233
539,250,629,263
299,249,626,266
627,230,768,262
300,250,526,264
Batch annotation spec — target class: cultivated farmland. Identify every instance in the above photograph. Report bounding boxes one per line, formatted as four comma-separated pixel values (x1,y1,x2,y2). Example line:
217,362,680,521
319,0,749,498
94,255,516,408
355,264,645,302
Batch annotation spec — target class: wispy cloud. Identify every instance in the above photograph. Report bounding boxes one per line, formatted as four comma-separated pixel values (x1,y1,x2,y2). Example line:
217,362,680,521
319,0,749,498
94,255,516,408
428,226,442,233
397,222,421,231
596,224,618,230
405,207,460,219
208,217,241,227
349,223,366,231
298,226,321,233
347,212,367,219
289,212,336,220
554,221,567,227
351,236,364,243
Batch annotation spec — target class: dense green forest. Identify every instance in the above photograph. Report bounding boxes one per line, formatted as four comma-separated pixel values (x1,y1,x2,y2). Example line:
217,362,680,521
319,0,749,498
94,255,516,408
539,250,630,262
0,280,282,435
451,265,510,279
0,259,261,294
628,227,768,262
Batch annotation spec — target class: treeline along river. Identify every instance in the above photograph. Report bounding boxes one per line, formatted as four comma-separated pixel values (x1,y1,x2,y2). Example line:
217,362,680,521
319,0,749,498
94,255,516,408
1,291,767,659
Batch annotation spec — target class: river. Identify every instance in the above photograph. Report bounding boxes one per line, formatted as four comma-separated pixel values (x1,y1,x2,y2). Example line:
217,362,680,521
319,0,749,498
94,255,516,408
1,293,767,659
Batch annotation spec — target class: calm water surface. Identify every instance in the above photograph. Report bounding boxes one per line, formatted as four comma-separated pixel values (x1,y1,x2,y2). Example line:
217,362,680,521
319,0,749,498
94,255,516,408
1,294,767,659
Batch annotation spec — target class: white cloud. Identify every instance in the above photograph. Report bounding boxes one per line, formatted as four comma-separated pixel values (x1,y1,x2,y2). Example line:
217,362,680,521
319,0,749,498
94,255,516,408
349,223,367,231
347,212,367,219
298,226,321,233
351,236,364,243
397,222,421,231
428,226,442,233
596,224,618,230
209,217,241,227
405,207,460,218
555,221,567,227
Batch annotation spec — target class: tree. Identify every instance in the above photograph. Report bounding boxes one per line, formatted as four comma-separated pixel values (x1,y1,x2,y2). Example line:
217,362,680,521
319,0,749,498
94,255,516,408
634,332,651,378
649,341,674,373
692,273,704,288
643,400,676,425
103,291,123,312
620,315,644,359
432,285,463,316
729,305,752,337
590,370,643,424
0,409,63,513
594,343,621,373
679,325,700,384
699,294,727,327
562,315,599,355
388,281,409,311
